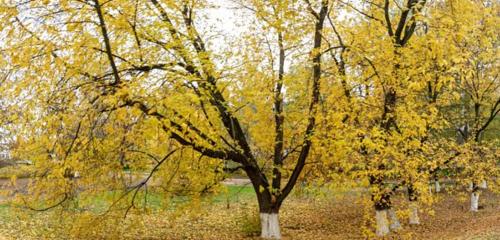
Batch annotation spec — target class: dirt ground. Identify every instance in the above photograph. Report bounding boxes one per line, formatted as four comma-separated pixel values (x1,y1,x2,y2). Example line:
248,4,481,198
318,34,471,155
278,191,500,240
152,190,500,240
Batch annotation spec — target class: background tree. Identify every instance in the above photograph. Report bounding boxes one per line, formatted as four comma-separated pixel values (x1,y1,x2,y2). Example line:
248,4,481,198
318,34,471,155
323,0,432,236
435,0,500,212
314,1,498,236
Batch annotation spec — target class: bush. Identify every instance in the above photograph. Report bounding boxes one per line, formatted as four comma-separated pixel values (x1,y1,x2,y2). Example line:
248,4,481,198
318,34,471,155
238,206,260,236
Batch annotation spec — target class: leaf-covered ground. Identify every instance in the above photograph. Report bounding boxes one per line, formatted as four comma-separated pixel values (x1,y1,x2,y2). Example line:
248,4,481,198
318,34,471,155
0,186,498,239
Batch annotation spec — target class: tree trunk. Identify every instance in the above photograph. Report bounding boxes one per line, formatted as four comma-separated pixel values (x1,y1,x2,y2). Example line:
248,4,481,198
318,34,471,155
470,191,479,212
388,208,401,231
374,192,392,236
409,202,420,225
255,189,282,239
260,211,281,239
408,184,420,225
375,209,390,236
435,180,441,193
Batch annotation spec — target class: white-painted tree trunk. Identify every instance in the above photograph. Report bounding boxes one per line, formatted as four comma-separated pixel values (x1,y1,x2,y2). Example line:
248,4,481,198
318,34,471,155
479,180,487,189
409,203,420,225
470,192,479,212
388,208,401,231
435,181,441,193
260,213,281,239
375,210,390,236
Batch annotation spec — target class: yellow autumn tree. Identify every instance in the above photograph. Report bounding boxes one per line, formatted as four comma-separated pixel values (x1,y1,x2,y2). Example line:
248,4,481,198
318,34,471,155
0,0,335,239
433,0,500,212
311,0,497,236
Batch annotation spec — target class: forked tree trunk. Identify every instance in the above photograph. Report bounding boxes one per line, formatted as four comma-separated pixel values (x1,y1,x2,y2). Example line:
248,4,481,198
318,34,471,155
254,186,282,239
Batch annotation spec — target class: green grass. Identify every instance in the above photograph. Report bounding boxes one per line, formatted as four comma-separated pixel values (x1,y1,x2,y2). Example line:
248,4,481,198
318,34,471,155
51,184,256,213
0,184,257,217
209,185,255,203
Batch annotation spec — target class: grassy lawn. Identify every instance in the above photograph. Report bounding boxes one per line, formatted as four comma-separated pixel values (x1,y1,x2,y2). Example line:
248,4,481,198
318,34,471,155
79,184,256,213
